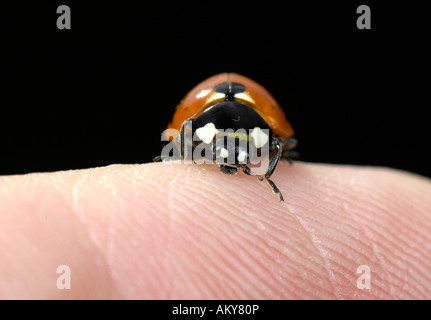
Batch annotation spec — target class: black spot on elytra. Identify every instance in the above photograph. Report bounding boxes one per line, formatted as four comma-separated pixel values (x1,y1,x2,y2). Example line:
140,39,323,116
214,81,246,101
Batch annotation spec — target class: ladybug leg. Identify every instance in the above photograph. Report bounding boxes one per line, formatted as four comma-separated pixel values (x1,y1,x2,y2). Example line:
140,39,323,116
284,138,298,151
264,138,284,201
265,177,284,202
242,166,264,181
280,138,299,164
242,165,253,176
283,150,299,164
265,138,283,178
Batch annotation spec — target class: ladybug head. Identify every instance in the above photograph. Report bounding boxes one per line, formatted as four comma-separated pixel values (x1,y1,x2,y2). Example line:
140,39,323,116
191,100,273,169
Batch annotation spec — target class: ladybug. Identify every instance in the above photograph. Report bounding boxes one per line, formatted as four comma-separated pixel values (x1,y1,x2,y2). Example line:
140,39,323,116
154,73,297,201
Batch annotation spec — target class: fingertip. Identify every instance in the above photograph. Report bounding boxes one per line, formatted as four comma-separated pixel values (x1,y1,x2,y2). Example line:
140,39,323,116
4,162,429,299
132,162,431,299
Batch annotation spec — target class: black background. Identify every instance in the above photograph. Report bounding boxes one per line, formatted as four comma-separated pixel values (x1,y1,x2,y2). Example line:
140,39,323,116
1,1,430,177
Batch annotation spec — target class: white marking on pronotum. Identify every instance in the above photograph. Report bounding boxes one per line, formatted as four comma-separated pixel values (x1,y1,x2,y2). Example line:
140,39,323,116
234,92,255,104
206,92,225,105
196,89,211,99
250,127,269,148
195,122,218,144
219,147,229,158
237,151,247,163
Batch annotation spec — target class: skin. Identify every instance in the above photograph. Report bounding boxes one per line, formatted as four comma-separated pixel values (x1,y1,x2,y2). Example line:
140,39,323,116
0,162,430,299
